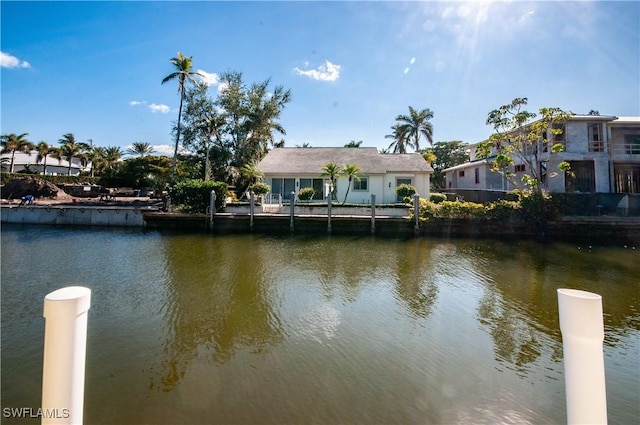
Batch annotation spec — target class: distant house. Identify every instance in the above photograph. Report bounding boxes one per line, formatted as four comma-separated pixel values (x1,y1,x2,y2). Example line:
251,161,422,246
444,115,640,193
256,147,433,204
0,151,89,176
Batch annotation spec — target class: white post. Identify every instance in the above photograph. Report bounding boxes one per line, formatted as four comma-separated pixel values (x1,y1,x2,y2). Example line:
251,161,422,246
413,193,420,235
42,286,92,425
557,288,607,425
249,191,255,231
209,190,216,229
370,194,376,235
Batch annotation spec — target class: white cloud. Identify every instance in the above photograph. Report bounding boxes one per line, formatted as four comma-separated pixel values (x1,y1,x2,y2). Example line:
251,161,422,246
294,60,342,82
149,144,174,156
149,103,170,114
196,69,219,87
1,51,31,69
131,100,170,114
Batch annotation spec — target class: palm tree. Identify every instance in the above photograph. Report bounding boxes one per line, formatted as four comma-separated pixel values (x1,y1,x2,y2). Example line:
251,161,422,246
36,141,60,176
1,133,35,172
344,140,362,148
126,142,155,157
321,161,341,201
240,162,265,195
385,124,410,153
86,146,107,177
161,52,202,182
341,163,361,205
57,133,90,176
394,106,434,151
103,146,123,172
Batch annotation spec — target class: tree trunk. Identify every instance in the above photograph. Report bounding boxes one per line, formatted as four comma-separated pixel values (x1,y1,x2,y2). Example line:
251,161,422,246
171,95,184,183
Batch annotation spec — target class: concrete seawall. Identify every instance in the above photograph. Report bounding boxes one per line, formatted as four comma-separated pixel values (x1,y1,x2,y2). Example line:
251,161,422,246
1,205,148,227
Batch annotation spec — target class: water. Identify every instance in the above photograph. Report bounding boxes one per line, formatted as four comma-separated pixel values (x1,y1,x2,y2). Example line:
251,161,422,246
1,226,638,424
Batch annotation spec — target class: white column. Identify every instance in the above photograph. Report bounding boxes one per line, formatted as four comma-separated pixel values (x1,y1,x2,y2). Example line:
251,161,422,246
557,288,607,425
42,286,92,425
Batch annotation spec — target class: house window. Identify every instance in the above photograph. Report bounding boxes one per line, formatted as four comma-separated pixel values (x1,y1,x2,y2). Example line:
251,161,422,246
614,164,640,193
552,123,566,143
474,168,480,184
299,178,324,200
353,177,368,191
458,170,465,177
588,123,604,152
515,164,526,173
624,135,640,154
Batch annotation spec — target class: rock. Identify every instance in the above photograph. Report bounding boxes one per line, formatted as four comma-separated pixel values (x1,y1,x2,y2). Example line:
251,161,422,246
1,176,72,200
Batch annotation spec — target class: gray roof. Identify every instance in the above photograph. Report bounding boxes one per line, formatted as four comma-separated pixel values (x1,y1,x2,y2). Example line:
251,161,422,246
257,147,433,175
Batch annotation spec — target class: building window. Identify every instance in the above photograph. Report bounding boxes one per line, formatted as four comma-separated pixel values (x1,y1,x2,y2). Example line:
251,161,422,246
458,170,465,177
565,161,595,193
552,123,566,144
588,123,604,152
625,135,640,154
299,178,325,200
474,168,480,184
353,177,368,191
515,164,526,173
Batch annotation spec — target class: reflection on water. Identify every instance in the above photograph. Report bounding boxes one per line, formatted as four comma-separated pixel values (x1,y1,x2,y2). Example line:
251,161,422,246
1,227,638,424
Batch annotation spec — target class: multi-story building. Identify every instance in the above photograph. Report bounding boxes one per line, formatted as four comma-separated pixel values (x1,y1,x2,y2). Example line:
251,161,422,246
444,115,640,194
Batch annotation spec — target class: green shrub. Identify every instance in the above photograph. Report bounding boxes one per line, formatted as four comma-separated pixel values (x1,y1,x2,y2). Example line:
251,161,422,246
249,182,270,196
429,193,447,204
297,187,315,201
485,199,521,220
169,179,228,213
395,184,417,203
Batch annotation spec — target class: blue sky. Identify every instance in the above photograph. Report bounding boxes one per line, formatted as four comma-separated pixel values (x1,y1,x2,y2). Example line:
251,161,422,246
2,1,639,155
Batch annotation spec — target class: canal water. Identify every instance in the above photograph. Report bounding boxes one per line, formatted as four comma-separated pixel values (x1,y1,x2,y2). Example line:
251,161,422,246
1,226,638,424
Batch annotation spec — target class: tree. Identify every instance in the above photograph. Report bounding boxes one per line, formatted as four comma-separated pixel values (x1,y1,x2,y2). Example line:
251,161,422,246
1,133,35,172
476,97,573,192
161,52,202,182
56,133,89,175
126,142,155,157
393,106,434,152
296,143,311,148
36,141,61,176
180,82,224,181
385,124,410,153
427,141,470,189
86,146,106,177
103,146,123,172
340,163,361,204
240,162,264,196
344,140,362,148
215,71,291,168
321,161,341,200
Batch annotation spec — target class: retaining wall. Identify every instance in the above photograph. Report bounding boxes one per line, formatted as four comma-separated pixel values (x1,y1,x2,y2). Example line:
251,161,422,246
1,205,147,227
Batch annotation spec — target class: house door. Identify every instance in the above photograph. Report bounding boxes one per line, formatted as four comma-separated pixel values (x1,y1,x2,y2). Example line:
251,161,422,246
299,178,325,200
396,178,413,202
271,178,296,200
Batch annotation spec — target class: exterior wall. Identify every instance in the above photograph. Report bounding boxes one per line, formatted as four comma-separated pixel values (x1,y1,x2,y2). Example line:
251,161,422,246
266,172,429,205
1,205,146,226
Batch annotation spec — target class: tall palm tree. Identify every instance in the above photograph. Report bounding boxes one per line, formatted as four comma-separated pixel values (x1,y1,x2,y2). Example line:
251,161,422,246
126,142,155,157
161,52,202,182
36,141,60,176
321,161,341,201
57,133,90,176
394,106,434,151
240,162,265,195
341,163,361,205
385,124,410,154
1,133,35,172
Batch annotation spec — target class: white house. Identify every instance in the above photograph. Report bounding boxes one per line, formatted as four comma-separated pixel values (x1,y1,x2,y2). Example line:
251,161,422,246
444,115,640,194
0,151,89,176
257,147,433,204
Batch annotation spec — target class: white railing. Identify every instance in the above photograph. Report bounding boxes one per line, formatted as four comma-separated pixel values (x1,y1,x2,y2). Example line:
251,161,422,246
262,193,283,206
